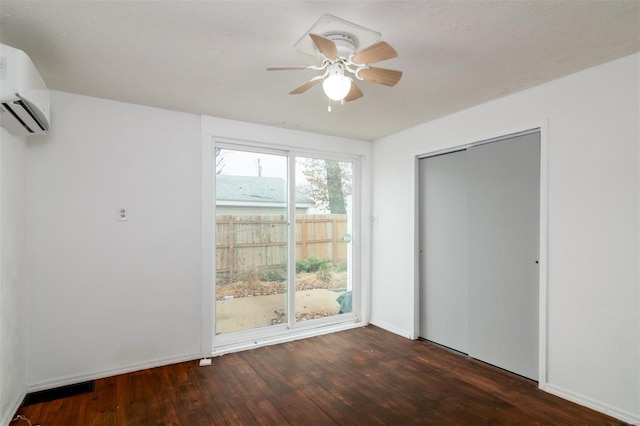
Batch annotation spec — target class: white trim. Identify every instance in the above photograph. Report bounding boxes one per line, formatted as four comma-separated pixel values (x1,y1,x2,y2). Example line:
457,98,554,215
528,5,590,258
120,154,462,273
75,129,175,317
369,319,413,339
2,387,26,426
212,312,358,347
416,127,541,160
357,154,371,324
351,156,362,321
215,140,288,156
412,122,549,384
201,118,371,355
287,154,296,329
538,121,550,388
26,352,201,393
209,134,365,163
412,155,421,340
200,121,214,358
543,383,640,425
212,321,366,356
210,142,362,348
216,200,313,208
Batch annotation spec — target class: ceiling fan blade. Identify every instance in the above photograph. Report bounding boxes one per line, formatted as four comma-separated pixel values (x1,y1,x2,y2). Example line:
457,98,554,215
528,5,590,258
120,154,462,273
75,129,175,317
309,33,338,60
344,82,363,102
359,67,403,87
267,66,314,71
289,76,323,95
352,41,398,65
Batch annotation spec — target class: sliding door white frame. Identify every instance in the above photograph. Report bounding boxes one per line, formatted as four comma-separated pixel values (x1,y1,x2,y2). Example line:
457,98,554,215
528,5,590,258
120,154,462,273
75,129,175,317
201,134,367,355
413,122,549,387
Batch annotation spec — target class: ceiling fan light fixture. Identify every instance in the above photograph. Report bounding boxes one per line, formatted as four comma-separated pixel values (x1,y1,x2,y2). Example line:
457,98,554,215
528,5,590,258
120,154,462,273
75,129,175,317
323,68,352,101
267,19,401,105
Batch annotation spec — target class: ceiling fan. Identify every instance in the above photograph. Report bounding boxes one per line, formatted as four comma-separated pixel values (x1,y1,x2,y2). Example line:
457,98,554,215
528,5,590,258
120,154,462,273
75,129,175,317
267,32,402,107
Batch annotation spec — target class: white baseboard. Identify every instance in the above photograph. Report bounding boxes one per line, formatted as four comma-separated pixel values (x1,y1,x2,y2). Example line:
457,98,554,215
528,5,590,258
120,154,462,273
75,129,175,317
26,352,201,393
369,319,413,339
212,321,367,356
2,387,26,426
543,383,639,425
28,323,370,392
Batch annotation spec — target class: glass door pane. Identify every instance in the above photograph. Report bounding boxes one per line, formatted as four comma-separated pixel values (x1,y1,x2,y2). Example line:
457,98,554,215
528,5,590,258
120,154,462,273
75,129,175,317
294,157,354,322
215,148,288,335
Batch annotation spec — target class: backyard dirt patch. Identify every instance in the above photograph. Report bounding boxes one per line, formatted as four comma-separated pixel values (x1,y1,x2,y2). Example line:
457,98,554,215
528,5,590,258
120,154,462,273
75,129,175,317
215,272,347,300
216,289,343,334
270,309,334,325
215,272,348,334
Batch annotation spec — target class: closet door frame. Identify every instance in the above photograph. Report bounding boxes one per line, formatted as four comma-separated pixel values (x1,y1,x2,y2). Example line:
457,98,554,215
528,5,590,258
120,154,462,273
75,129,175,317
413,122,549,388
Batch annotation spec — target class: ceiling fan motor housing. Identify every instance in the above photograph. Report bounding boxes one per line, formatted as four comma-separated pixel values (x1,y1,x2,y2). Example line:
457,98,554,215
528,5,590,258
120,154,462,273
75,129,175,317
322,33,358,59
269,15,401,102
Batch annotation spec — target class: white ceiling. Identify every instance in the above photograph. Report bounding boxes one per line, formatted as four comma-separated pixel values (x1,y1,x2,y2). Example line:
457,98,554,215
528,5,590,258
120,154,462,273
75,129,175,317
1,1,638,141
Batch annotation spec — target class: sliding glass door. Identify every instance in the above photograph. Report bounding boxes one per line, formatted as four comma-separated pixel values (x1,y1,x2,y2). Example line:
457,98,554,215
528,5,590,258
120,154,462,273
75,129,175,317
213,144,357,341
294,157,353,323
215,147,289,335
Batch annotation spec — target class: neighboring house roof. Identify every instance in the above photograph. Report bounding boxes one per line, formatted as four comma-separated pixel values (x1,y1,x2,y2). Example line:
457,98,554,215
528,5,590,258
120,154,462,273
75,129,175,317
216,175,313,206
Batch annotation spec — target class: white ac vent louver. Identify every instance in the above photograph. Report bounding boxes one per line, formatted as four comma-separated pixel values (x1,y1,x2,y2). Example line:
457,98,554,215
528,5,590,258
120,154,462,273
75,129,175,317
0,43,50,135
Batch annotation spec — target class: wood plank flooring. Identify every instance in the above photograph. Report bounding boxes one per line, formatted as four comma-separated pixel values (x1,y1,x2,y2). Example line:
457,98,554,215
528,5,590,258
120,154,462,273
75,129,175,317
15,326,625,425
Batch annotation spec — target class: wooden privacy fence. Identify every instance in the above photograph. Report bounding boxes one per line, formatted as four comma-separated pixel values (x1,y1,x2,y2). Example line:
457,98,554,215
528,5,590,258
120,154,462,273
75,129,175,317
215,214,348,275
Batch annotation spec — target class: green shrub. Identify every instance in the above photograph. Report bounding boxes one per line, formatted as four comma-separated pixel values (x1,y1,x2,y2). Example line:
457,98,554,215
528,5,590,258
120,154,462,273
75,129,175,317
296,256,328,273
261,265,288,282
336,261,348,273
237,266,260,284
316,262,331,282
215,273,231,284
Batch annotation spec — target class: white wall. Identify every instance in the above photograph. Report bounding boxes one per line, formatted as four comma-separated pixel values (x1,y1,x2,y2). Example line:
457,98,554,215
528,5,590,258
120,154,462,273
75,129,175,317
25,91,371,390
371,53,639,422
0,128,27,425
25,92,203,388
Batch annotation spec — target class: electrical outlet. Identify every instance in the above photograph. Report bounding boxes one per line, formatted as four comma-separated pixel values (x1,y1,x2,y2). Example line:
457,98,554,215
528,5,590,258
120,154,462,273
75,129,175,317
118,208,128,221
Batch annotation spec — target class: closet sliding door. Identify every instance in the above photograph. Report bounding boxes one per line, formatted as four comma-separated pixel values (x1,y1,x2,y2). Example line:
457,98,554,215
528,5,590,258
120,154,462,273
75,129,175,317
419,131,540,380
467,133,540,380
419,151,468,354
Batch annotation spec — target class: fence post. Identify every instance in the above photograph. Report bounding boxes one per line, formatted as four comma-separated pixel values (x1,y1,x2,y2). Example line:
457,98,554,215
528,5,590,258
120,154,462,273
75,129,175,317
300,216,308,259
228,216,235,275
331,216,339,263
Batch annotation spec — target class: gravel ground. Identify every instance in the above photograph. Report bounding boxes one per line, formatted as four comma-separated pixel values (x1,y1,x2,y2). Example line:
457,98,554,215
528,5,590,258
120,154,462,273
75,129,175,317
270,309,334,324
215,272,348,329
216,272,347,300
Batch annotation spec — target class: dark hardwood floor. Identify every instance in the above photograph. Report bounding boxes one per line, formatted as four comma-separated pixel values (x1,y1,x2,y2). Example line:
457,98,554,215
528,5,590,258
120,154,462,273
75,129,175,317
15,326,624,425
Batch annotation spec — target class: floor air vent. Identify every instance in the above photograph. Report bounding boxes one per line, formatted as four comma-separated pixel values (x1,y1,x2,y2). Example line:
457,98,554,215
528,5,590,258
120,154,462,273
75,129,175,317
21,381,95,406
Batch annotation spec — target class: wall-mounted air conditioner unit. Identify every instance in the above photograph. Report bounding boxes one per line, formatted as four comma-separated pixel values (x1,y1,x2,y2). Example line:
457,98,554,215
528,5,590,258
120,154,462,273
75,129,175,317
0,43,50,135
